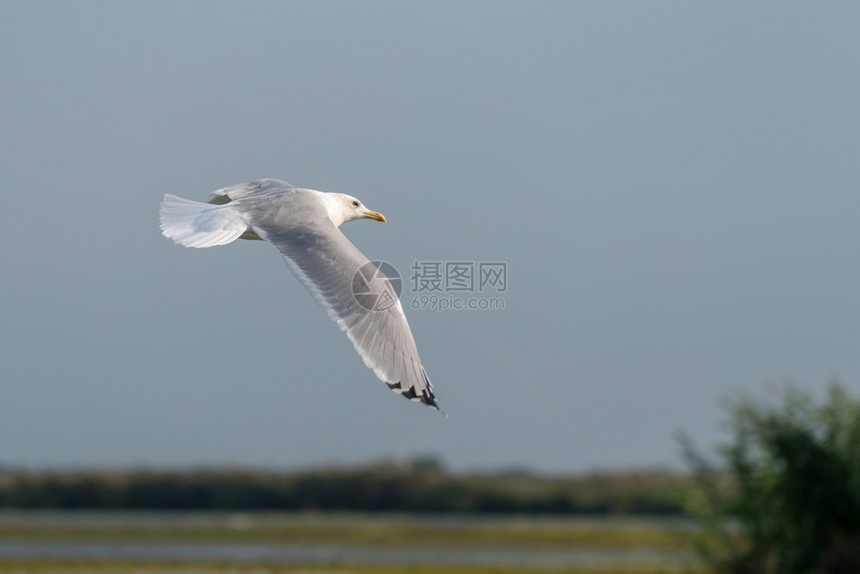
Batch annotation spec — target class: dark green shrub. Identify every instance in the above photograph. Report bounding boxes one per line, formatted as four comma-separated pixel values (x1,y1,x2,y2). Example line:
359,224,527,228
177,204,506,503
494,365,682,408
680,383,860,574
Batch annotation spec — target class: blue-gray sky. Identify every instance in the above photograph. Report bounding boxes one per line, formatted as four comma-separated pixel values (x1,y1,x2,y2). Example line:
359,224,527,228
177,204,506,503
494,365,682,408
1,1,858,472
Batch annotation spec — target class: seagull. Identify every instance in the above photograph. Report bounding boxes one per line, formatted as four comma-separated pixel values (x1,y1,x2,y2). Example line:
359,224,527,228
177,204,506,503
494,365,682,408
159,179,441,412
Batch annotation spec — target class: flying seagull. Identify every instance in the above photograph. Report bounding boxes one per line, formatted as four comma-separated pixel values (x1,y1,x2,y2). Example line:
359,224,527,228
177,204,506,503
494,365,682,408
159,179,440,412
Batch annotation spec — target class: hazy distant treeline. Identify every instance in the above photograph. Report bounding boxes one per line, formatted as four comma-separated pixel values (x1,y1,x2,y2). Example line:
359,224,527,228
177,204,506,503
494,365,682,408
0,460,687,514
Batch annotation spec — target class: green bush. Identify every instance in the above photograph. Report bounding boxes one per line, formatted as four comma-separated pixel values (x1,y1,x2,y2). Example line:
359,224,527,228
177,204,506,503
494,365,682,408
680,383,860,574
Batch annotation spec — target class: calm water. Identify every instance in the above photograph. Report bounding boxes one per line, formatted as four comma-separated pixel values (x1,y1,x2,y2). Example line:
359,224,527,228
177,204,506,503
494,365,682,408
0,511,692,567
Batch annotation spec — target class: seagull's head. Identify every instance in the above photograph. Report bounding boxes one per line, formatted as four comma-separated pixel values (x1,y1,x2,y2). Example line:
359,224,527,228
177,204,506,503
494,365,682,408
326,193,386,226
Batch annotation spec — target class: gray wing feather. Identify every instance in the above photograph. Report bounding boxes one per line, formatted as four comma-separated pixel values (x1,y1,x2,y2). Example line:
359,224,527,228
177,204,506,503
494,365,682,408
209,179,295,204
260,220,439,410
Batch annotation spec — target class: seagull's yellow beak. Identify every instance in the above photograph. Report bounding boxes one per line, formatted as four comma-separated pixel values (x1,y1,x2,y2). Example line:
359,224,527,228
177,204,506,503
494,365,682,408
363,209,386,223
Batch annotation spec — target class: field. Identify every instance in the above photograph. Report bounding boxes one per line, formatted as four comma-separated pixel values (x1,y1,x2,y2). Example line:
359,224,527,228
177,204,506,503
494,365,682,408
0,511,693,574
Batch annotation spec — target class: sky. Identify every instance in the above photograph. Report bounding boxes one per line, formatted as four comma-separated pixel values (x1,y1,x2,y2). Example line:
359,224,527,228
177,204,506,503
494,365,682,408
1,1,858,473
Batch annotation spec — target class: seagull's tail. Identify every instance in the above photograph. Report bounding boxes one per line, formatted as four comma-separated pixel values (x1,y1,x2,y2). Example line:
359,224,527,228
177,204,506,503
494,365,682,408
159,194,249,248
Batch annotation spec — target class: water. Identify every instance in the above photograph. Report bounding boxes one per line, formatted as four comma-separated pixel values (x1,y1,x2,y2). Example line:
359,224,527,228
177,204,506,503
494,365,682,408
0,511,691,567
0,540,690,567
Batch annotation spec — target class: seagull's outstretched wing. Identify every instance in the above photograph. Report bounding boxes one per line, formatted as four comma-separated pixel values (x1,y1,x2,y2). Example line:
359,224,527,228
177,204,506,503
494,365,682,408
258,220,440,411
208,178,295,204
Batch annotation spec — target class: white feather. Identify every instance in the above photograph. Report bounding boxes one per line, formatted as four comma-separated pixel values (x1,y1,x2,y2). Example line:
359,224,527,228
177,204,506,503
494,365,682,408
159,194,248,248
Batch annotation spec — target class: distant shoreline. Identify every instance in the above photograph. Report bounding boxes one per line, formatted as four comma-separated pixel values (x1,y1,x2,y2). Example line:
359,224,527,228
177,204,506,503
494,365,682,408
0,462,689,515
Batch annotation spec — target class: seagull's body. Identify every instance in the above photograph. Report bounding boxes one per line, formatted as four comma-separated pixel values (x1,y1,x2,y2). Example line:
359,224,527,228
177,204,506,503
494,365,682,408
159,179,440,411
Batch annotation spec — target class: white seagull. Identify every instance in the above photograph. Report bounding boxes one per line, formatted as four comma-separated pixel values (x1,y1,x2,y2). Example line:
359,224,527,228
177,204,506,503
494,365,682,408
159,179,440,411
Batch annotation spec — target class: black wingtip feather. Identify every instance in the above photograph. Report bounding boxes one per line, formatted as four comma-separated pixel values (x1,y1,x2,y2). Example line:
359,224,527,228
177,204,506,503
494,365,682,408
386,380,443,413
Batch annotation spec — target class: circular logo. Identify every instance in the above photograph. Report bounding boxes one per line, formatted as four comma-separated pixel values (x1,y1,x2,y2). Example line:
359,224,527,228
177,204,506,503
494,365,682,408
352,260,402,311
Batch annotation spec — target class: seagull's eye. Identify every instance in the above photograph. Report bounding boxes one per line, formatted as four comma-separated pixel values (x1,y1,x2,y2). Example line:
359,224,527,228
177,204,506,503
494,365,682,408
352,200,360,207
